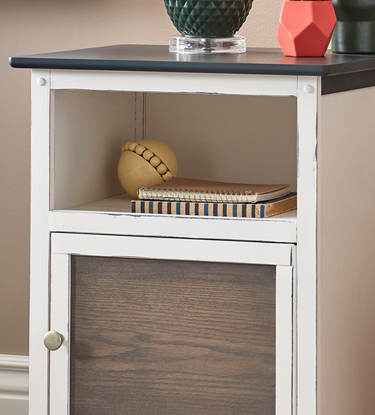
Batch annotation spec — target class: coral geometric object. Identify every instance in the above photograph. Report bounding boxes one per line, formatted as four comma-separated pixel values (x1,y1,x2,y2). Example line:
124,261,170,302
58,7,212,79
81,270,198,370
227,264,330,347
277,1,337,57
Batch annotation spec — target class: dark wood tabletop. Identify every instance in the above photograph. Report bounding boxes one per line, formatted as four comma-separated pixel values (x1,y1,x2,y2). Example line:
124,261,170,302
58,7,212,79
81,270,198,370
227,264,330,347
9,44,375,77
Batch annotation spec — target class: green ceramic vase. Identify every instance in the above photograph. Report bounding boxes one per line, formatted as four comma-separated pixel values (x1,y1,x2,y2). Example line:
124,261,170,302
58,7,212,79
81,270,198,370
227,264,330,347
331,0,375,53
164,0,253,38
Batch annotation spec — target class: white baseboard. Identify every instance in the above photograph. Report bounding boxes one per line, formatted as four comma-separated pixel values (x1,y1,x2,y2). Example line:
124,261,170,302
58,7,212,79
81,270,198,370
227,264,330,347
0,354,29,401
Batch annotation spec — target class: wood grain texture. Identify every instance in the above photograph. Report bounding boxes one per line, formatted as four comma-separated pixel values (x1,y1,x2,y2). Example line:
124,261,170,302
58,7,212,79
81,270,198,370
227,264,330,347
70,256,276,415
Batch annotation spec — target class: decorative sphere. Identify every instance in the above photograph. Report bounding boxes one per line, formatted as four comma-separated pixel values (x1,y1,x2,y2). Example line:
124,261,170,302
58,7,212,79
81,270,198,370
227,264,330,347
118,139,178,198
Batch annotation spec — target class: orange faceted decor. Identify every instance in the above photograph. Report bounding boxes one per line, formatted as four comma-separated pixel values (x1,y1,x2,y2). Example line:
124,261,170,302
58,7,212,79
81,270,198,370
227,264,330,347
278,1,337,57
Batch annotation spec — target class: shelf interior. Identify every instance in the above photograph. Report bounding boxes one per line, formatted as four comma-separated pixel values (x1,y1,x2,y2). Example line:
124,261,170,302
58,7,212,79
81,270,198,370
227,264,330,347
52,90,298,215
58,193,297,222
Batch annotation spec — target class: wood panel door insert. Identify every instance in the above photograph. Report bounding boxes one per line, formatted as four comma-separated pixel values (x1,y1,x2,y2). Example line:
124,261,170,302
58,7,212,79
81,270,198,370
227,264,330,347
70,256,276,415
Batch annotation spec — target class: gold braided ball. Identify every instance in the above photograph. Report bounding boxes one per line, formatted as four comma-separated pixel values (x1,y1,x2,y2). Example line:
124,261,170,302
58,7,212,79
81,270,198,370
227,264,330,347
118,139,178,198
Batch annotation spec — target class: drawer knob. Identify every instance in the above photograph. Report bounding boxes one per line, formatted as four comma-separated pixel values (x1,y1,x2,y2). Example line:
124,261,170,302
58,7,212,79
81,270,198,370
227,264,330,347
43,330,63,351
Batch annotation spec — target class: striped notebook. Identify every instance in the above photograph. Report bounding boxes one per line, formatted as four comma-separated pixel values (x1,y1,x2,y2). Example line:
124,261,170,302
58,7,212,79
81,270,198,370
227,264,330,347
131,193,296,218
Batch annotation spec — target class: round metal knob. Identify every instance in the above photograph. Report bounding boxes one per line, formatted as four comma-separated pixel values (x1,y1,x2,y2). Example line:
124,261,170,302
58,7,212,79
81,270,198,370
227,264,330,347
43,330,63,351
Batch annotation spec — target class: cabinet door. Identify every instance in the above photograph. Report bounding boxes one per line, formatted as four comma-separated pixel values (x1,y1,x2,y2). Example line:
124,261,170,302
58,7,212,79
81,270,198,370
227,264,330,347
49,234,294,415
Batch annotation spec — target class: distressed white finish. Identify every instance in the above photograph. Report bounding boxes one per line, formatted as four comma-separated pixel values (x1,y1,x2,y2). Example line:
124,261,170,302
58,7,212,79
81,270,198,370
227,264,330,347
50,254,70,415
51,233,295,266
51,70,298,97
0,355,29,400
27,62,330,415
29,69,51,415
296,76,319,415
276,266,294,415
50,234,295,415
49,203,298,243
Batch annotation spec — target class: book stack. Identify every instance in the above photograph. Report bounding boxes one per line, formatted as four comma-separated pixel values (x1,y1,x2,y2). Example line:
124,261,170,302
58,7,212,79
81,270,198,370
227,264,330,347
131,178,297,218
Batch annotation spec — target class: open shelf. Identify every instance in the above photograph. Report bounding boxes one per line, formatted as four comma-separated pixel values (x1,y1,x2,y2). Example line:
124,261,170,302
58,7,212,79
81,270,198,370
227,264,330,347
49,81,298,245
49,193,297,243
68,192,297,219
52,92,297,201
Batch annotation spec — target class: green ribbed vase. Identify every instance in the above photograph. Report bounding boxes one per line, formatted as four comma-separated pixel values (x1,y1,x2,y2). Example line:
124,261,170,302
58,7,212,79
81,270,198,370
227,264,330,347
164,0,253,38
331,0,375,53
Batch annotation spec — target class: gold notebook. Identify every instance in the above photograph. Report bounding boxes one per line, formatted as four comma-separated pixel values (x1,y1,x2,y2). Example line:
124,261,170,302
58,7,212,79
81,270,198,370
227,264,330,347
137,177,291,204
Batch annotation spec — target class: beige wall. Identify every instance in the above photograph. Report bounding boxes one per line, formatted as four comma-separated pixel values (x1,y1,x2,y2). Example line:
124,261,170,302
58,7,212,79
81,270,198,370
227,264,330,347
0,0,283,355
